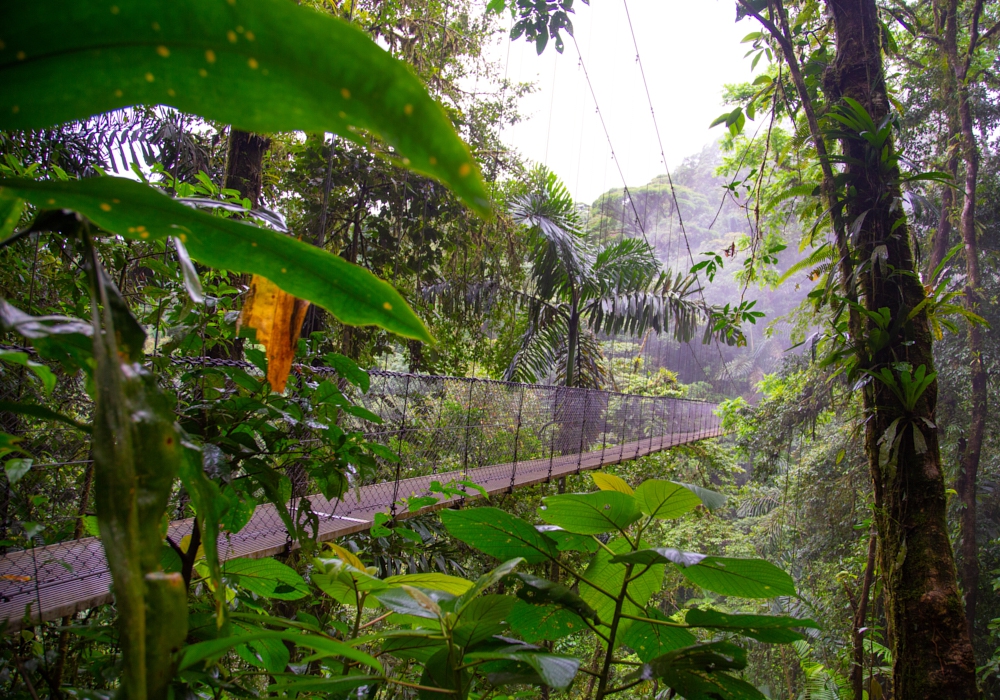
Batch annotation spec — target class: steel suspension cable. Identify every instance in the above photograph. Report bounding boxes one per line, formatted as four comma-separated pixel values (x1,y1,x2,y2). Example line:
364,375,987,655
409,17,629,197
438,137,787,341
620,0,738,395
569,36,651,250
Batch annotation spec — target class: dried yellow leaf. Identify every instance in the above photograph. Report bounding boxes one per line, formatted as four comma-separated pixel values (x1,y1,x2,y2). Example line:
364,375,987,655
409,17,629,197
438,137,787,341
239,275,310,392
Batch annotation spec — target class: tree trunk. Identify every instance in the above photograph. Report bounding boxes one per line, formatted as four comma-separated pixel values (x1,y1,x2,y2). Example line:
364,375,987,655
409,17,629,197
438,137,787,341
217,129,270,361
940,0,985,639
852,531,876,700
565,292,580,388
340,203,364,360
224,130,270,209
824,1,977,696
926,0,960,282
928,150,958,281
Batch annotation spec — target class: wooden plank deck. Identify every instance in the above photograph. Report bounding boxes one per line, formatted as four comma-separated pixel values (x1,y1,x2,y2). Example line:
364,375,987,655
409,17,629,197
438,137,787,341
0,428,721,632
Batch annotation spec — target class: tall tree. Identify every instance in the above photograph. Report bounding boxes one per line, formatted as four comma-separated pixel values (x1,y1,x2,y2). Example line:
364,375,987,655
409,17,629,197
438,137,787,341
733,0,978,695
505,171,725,388
937,0,992,635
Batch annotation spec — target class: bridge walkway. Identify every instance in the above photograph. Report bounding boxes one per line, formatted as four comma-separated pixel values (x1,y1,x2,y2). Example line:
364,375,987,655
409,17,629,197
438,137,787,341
0,427,721,631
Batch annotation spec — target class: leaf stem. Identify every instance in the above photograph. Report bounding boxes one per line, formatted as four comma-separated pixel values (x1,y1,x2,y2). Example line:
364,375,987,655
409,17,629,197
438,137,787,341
385,678,457,693
605,677,646,695
595,563,633,700
357,611,393,631
619,613,688,628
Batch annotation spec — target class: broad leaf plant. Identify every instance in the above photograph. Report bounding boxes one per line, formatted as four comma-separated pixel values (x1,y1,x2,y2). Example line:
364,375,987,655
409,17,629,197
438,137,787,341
174,474,813,699
0,0,487,698
0,2,807,699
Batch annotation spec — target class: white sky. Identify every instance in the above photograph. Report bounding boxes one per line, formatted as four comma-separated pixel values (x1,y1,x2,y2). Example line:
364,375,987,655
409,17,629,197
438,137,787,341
494,0,758,205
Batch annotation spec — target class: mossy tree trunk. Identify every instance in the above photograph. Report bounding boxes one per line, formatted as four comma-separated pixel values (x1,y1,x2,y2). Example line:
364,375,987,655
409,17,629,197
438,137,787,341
938,0,987,638
224,129,270,209
823,1,977,695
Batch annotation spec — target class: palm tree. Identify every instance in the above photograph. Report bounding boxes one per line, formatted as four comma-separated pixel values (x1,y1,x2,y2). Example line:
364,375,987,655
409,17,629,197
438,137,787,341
504,171,715,389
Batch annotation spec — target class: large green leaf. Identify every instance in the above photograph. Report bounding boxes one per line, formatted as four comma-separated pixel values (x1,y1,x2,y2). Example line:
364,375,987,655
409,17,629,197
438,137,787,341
179,444,226,623
467,649,581,690
440,507,558,564
313,559,387,607
506,601,585,643
180,630,383,673
0,0,489,215
684,609,819,644
420,647,473,700
610,547,707,568
381,632,446,664
452,595,517,649
0,192,23,239
0,350,56,395
2,177,431,341
223,557,309,600
676,482,728,511
0,400,91,433
591,472,634,495
232,622,290,673
383,573,474,596
681,557,796,599
579,538,664,640
641,642,765,700
538,491,642,535
633,480,703,520
535,525,598,553
0,300,94,374
373,586,456,619
456,558,523,612
511,573,598,622
267,675,382,695
621,609,696,663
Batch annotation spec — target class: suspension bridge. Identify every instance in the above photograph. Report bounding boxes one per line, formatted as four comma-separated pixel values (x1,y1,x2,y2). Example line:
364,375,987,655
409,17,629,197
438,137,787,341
0,366,722,632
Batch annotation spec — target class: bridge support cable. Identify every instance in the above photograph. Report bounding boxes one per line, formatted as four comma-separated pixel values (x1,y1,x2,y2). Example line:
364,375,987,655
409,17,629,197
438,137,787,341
0,362,722,632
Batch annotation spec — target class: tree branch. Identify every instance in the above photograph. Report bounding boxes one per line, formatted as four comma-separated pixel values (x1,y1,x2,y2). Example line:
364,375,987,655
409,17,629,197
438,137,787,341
737,0,862,342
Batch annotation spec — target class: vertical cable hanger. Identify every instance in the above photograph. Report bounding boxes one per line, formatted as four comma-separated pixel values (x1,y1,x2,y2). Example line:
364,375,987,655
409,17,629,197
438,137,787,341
620,0,737,396
569,36,651,250
569,31,719,390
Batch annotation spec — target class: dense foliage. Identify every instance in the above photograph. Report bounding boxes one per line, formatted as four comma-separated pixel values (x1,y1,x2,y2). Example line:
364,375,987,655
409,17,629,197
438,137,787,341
2,0,1000,698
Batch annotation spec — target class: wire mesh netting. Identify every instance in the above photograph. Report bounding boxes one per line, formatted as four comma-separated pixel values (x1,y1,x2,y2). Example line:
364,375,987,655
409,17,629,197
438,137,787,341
0,360,721,629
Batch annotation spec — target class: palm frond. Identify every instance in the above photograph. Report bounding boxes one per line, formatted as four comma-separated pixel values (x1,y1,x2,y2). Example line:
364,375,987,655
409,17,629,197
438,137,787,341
779,242,832,284
0,107,210,178
553,325,609,389
421,278,508,317
587,270,706,342
510,170,591,299
503,303,569,384
738,491,781,518
587,237,661,297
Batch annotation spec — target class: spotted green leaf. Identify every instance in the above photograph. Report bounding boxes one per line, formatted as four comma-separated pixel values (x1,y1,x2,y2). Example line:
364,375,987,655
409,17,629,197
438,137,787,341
0,0,489,215
0,177,431,341
440,507,558,564
633,480,702,520
680,557,795,599
538,491,641,535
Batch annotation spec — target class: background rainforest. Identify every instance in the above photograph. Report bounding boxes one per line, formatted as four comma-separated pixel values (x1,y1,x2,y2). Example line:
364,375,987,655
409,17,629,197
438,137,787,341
0,0,999,698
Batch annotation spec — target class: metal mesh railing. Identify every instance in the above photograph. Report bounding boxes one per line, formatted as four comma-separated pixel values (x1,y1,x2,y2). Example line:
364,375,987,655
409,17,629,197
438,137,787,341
0,358,721,628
